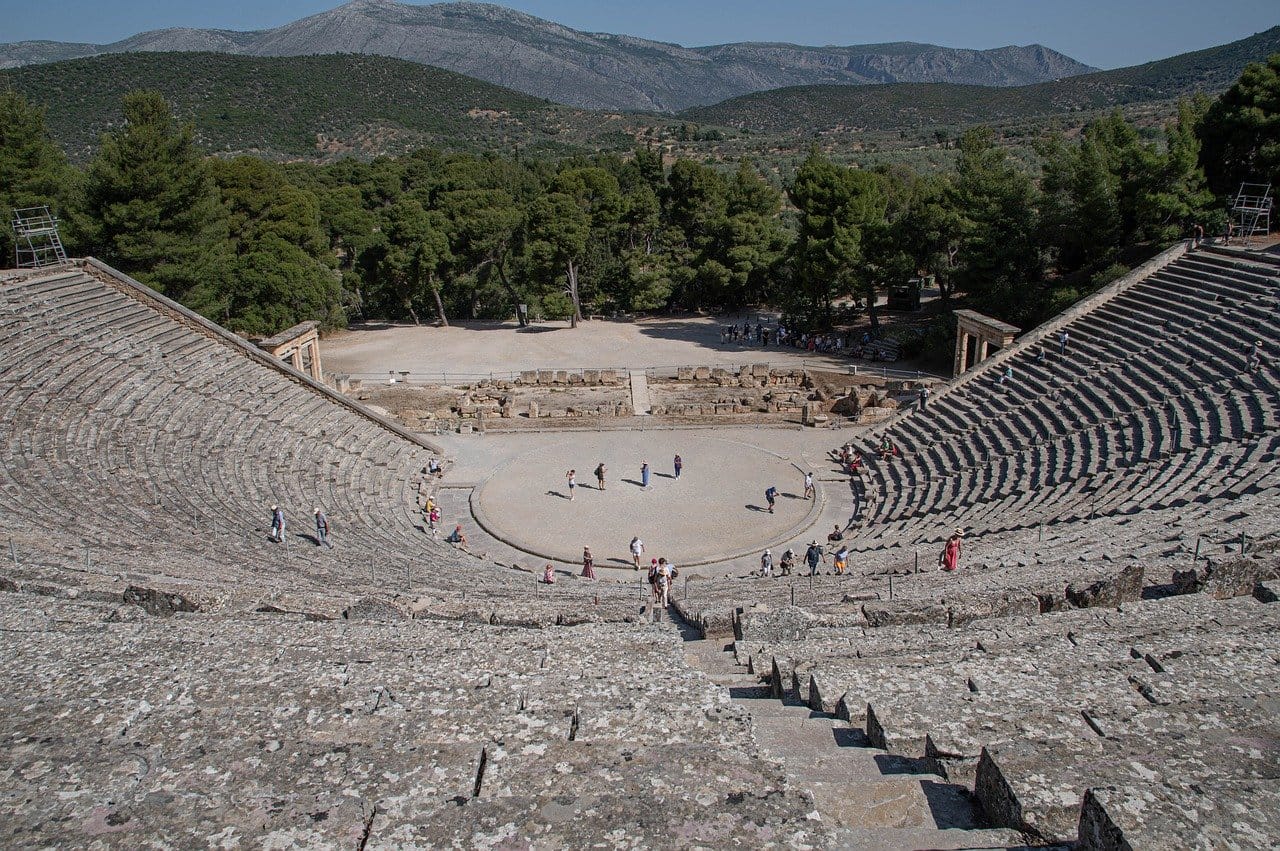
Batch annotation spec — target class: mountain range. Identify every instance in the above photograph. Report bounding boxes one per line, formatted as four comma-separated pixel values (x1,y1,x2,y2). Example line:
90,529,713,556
0,0,1095,112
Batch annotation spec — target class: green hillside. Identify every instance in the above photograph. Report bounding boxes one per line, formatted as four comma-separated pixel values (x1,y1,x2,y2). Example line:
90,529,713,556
684,25,1280,134
0,51,655,161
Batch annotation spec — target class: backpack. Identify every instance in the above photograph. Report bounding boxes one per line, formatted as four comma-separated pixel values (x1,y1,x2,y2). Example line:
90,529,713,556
594,464,604,477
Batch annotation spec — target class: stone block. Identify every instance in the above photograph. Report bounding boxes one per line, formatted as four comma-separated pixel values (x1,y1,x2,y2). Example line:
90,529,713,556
568,373,584,385
519,370,538,384
1173,556,1279,599
553,370,569,384
582,369,599,385
677,367,694,381
500,404,513,419
599,369,618,385
693,367,711,380
946,591,1039,627
1065,563,1143,608
527,401,539,418
536,369,554,385
862,601,948,627
1254,580,1280,603
753,363,770,377
123,585,200,617
342,596,408,621
734,604,814,643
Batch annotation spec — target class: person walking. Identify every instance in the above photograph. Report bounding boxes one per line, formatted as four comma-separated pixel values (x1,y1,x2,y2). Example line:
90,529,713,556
939,528,964,572
673,454,683,479
630,536,645,570
313,508,333,549
428,505,440,529
581,546,596,580
804,540,826,576
1247,341,1263,374
1059,329,1069,354
760,548,774,577
566,469,577,500
803,472,815,500
655,558,672,607
269,504,285,543
764,485,778,514
833,544,849,575
641,461,651,489
918,386,930,409
594,462,606,491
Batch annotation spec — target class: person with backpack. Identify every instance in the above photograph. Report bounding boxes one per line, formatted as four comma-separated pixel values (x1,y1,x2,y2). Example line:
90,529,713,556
804,541,826,576
673,454,683,479
765,485,778,514
655,558,673,607
833,544,849,575
594,462,606,491
760,549,774,577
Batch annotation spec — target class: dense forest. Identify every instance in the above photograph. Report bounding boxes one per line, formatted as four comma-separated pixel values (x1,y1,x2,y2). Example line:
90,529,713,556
1,55,1277,360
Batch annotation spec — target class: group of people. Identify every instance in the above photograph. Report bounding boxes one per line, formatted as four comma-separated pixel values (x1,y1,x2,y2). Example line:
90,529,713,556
267,504,334,548
564,455,684,498
758,539,835,577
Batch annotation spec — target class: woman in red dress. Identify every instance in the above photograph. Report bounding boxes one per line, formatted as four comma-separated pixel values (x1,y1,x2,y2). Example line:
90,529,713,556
940,528,963,572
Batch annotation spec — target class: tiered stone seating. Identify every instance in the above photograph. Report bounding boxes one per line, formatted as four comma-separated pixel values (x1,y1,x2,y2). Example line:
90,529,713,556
0,591,825,848
850,247,1279,550
0,262,632,618
736,591,1280,847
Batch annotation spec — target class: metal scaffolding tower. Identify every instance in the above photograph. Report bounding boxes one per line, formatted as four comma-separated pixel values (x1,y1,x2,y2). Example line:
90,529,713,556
10,206,68,269
1228,183,1272,244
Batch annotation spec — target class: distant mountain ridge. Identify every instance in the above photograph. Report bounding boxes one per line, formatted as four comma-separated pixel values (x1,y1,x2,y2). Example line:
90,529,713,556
0,0,1094,112
683,24,1280,134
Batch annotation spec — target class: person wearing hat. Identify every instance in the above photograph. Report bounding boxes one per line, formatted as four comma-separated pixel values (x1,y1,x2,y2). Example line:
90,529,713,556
940,528,964,572
269,504,285,543
804,540,826,576
779,548,796,576
760,548,774,577
314,508,333,549
1247,341,1263,374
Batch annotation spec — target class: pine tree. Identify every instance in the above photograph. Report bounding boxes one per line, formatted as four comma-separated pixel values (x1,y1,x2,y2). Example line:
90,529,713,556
79,91,228,300
0,91,75,264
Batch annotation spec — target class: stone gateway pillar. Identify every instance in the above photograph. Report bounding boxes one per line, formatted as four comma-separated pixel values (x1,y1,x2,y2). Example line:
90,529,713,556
952,310,1020,377
259,321,325,382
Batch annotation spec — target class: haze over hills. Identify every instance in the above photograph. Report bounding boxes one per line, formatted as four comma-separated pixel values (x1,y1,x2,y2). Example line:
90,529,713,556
0,0,1094,112
683,25,1280,134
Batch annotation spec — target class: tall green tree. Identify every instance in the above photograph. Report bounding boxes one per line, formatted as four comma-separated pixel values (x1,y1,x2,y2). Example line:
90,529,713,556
204,157,344,334
377,198,453,326
1198,54,1280,196
951,129,1041,320
79,91,228,300
787,152,886,323
0,91,75,264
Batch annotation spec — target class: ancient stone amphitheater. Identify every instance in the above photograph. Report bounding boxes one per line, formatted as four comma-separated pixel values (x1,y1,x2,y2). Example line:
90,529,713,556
1,245,1277,849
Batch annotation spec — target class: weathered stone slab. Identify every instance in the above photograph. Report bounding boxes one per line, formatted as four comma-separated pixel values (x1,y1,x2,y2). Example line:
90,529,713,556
1066,563,1143,608
122,585,200,617
1174,556,1280,600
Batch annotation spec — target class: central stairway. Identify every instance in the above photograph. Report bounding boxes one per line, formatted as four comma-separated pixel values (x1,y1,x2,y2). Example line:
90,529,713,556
629,369,652,415
681,628,1040,850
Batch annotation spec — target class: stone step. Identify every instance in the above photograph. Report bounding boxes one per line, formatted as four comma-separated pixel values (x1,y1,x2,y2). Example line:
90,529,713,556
832,826,1037,851
628,370,652,415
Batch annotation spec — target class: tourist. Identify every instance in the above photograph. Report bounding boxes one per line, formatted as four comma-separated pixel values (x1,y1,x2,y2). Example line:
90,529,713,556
648,558,660,602
543,563,556,584
641,461,651,489
581,546,596,580
1247,341,1263,373
999,365,1014,390
428,505,440,530
566,468,577,500
269,504,285,543
1059,329,1069,354
446,524,467,547
765,485,778,514
878,435,898,461
939,528,964,572
427,457,442,476
760,548,773,577
630,536,645,569
595,462,606,491
656,558,672,607
779,548,795,576
804,540,826,575
1192,223,1204,248
803,472,815,500
918,386,930,409
833,544,849,575
827,524,844,543
313,508,333,549
673,454,683,479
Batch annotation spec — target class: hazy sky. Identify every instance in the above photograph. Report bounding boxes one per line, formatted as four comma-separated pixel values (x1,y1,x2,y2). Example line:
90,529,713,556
3,0,1276,69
